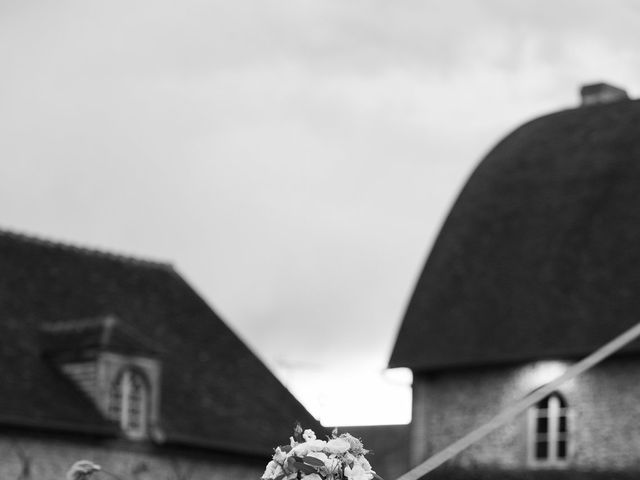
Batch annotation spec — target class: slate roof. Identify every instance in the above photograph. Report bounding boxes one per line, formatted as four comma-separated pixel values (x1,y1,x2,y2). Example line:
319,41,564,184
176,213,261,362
0,229,318,455
390,98,640,371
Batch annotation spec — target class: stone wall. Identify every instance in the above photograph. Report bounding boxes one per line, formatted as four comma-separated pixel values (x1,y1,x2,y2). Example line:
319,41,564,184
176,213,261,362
410,356,640,471
0,433,264,480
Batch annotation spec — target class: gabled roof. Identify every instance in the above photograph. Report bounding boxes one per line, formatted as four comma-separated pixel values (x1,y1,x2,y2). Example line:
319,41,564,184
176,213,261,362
0,229,317,455
390,98,640,371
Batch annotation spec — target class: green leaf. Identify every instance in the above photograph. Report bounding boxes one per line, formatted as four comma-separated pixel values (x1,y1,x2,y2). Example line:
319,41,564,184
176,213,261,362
292,461,317,474
286,457,297,468
303,456,325,467
373,473,385,480
279,445,292,453
274,475,286,480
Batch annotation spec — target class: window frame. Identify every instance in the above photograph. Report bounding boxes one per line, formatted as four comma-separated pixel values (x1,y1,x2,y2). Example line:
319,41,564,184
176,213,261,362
527,392,570,467
108,367,150,438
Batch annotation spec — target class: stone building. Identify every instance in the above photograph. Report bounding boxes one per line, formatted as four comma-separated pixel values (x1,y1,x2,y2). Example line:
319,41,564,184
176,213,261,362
389,83,640,475
0,230,318,480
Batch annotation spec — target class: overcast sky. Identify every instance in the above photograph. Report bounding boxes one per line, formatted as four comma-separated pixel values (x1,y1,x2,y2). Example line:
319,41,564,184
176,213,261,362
2,0,640,425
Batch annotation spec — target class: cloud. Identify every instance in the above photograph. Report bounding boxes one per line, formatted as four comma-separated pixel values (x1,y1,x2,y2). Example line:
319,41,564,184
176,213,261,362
2,0,640,423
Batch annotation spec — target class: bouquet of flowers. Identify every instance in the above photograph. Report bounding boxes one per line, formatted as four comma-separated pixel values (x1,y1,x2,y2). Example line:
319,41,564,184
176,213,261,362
261,424,383,480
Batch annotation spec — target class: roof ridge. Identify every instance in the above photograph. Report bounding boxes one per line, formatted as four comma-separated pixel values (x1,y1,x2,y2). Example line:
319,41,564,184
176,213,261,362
107,316,166,353
40,315,113,332
0,227,174,271
41,314,165,354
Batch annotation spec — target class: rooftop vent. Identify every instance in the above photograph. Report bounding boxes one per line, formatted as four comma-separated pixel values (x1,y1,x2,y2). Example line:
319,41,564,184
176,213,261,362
580,82,629,106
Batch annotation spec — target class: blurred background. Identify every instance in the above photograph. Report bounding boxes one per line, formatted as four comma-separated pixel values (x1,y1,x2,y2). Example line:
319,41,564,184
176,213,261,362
1,0,639,427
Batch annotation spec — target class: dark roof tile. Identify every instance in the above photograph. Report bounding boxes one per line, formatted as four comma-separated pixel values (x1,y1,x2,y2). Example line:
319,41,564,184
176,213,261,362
0,230,318,454
390,99,640,370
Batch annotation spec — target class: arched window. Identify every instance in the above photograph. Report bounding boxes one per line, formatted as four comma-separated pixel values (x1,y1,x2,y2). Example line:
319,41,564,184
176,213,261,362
528,392,569,466
108,368,149,438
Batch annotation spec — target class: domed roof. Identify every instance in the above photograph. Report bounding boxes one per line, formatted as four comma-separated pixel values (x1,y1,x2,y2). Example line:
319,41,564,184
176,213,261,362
390,97,640,371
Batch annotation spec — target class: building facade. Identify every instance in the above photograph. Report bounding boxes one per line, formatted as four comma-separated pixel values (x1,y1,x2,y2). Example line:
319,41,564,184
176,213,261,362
410,358,640,471
0,230,318,479
390,83,640,475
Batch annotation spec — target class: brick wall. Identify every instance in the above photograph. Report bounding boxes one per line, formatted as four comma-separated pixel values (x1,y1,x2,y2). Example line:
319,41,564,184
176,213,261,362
0,434,264,480
410,357,640,471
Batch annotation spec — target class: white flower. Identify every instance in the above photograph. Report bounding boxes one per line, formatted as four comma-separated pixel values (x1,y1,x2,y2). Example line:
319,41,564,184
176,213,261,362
289,442,309,457
273,447,287,463
306,439,327,451
356,455,373,474
261,460,284,479
265,426,377,480
325,438,350,454
66,461,101,480
324,456,342,474
343,452,356,466
289,438,326,457
344,463,374,480
342,434,367,455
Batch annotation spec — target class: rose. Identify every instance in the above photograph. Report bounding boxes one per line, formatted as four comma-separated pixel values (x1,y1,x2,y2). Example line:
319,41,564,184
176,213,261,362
324,438,350,454
289,443,309,457
289,438,327,457
262,426,376,480
343,452,356,466
356,455,373,474
305,439,327,452
323,456,342,475
344,463,373,480
341,434,367,455
273,447,287,464
261,460,284,479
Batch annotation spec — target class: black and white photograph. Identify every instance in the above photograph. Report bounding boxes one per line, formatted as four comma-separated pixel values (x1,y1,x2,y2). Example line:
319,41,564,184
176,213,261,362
1,1,640,479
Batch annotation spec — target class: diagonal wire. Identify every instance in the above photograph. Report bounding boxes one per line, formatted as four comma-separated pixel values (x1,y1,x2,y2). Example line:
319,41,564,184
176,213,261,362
396,321,640,480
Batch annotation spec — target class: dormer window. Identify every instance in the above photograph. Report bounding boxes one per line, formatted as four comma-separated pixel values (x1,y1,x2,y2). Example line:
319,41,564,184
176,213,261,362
108,368,150,438
40,316,162,441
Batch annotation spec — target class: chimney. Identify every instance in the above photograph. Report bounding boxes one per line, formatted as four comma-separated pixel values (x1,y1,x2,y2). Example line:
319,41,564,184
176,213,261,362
580,82,629,106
